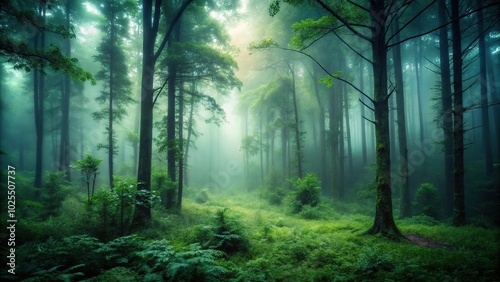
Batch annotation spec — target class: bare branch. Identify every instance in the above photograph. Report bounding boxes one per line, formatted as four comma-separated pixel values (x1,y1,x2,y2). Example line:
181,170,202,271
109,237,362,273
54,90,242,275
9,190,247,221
363,116,377,125
154,0,194,61
359,98,375,112
332,29,373,64
386,0,437,46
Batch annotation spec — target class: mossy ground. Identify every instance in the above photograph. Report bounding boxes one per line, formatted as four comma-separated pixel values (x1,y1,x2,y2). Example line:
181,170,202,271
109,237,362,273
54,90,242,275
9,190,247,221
5,188,499,281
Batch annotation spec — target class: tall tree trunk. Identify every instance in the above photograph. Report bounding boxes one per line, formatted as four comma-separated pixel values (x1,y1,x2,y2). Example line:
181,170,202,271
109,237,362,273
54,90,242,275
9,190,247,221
329,86,339,197
414,39,425,143
389,88,396,163
311,67,327,193
338,82,345,199
367,0,401,237
136,0,156,222
166,49,177,209
344,87,353,182
177,79,184,209
259,110,264,184
451,0,466,226
184,88,195,186
438,0,454,218
34,3,46,195
289,63,303,178
392,19,410,219
60,0,71,181
359,60,367,167
486,43,500,163
477,0,493,176
108,14,115,189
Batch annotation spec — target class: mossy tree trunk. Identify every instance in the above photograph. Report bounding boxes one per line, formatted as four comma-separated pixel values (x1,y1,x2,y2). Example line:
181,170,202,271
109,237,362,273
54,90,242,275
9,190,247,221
366,0,402,237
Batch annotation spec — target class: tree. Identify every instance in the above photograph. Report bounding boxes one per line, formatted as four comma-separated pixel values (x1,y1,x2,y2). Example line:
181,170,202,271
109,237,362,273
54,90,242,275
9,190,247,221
93,0,134,189
72,154,102,205
451,0,465,226
135,0,211,223
391,15,410,219
266,0,445,236
477,0,493,177
437,0,453,218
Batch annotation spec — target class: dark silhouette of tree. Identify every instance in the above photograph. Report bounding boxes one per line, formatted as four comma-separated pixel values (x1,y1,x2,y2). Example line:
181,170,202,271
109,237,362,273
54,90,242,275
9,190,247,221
93,0,134,189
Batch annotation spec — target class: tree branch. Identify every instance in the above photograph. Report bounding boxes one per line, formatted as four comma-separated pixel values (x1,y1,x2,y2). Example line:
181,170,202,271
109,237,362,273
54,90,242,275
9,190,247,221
315,0,372,42
154,0,194,61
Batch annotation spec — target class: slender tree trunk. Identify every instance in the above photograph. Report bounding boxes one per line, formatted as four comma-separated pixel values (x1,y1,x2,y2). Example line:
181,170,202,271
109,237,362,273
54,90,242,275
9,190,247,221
259,110,264,184
338,82,345,199
329,86,339,197
359,61,367,167
136,0,156,222
389,92,396,163
166,48,177,209
311,67,327,193
60,0,71,181
451,0,466,226
344,87,353,182
414,39,425,143
34,3,46,195
477,0,493,176
184,88,195,186
486,43,500,163
367,0,401,237
289,63,303,178
108,15,115,189
177,79,184,209
392,19,410,219
438,0,454,218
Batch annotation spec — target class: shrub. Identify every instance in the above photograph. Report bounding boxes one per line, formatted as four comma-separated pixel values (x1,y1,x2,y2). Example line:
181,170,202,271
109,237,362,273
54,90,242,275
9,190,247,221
193,208,249,254
414,183,439,218
290,173,321,213
41,171,68,218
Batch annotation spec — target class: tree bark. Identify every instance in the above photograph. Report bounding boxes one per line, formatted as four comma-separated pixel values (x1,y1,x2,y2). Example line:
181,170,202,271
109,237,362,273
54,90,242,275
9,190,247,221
451,0,466,226
477,0,493,176
414,39,425,143
438,0,454,218
344,87,353,180
60,0,71,181
166,44,177,209
392,19,410,219
289,62,303,178
177,79,184,209
34,3,46,195
366,0,401,237
359,60,367,167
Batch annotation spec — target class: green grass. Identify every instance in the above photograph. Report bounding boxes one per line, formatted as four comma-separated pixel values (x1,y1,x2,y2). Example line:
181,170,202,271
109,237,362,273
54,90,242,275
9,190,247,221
7,189,500,281
143,190,500,281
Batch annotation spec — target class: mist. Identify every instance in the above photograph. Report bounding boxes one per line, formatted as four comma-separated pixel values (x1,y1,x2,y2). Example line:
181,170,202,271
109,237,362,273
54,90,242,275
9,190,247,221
1,0,499,280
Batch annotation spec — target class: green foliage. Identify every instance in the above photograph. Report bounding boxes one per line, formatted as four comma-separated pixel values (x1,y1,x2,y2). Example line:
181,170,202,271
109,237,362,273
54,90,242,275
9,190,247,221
354,248,394,279
194,208,249,254
414,183,439,218
195,188,209,204
152,170,176,207
41,171,68,218
290,173,321,213
71,154,102,204
96,267,140,282
240,135,259,156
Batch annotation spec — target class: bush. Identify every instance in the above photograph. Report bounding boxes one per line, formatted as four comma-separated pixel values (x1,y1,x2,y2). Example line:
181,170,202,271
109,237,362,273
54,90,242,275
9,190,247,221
193,208,249,254
414,183,439,218
290,173,321,213
41,171,69,218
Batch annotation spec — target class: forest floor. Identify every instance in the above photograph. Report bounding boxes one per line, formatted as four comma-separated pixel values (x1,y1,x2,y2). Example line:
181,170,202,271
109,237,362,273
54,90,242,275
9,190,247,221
7,187,500,281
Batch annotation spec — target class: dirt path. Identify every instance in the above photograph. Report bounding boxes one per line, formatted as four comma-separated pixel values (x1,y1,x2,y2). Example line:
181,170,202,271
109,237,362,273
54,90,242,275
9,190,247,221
405,234,453,249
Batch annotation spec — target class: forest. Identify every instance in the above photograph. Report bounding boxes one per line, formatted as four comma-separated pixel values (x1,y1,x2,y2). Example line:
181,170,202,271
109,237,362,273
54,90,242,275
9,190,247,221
0,0,499,281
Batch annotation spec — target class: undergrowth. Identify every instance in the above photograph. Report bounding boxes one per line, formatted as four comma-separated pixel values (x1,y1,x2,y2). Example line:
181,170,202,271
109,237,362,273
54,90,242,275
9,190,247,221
2,189,499,281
